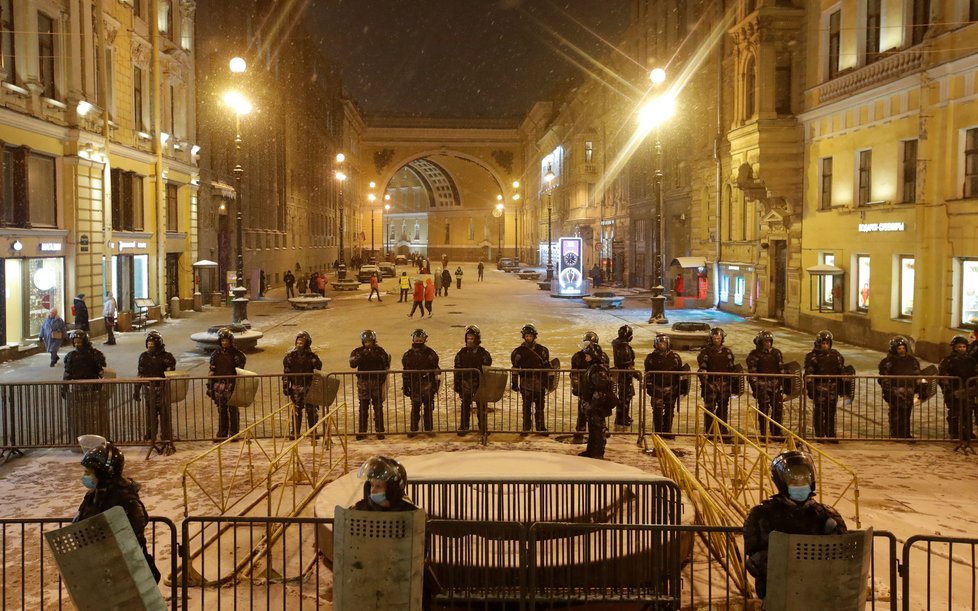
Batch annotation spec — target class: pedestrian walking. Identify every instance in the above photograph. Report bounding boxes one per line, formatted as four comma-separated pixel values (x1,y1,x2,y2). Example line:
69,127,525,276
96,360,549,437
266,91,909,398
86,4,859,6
72,294,90,332
408,280,425,318
368,272,383,302
136,330,177,453
455,266,463,289
477,260,485,281
207,328,246,441
440,268,452,297
284,270,296,298
102,291,118,345
424,277,435,317
398,272,411,302
40,308,68,366
316,272,327,296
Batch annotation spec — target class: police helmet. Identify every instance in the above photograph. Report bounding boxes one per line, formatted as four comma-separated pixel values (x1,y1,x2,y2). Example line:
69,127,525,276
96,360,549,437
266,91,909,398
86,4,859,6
464,325,481,344
360,329,377,345
145,330,163,348
951,335,970,348
582,342,603,358
888,336,911,354
71,329,91,346
217,327,235,343
618,325,633,342
520,324,538,338
654,333,671,351
295,331,312,348
770,450,816,499
814,330,833,348
358,455,407,504
81,441,125,482
754,330,774,348
583,331,599,345
710,327,726,342
411,328,428,343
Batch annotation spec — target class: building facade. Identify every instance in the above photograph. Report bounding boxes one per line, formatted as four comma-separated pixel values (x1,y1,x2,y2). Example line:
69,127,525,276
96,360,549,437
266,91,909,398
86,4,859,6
0,0,197,357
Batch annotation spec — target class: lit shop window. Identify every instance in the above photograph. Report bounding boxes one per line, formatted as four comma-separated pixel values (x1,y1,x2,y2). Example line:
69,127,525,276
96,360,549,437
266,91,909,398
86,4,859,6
719,274,730,303
899,256,915,318
856,255,870,312
734,276,746,306
960,259,978,329
821,254,836,309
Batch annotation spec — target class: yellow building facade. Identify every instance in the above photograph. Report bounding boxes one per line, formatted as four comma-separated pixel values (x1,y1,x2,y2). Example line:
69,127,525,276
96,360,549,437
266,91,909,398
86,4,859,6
0,0,196,356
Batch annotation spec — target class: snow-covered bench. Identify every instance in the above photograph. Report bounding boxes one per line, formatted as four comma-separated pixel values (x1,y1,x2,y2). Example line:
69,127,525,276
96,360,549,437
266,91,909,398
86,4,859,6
582,291,624,309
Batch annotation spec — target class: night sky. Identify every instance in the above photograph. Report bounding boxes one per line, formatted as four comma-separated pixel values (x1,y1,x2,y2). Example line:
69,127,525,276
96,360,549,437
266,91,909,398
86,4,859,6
308,0,634,119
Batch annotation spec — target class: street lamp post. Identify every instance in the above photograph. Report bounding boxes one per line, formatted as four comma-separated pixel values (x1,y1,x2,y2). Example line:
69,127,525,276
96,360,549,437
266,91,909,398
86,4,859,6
335,153,347,278
544,165,555,281
224,58,252,326
384,201,391,257
368,192,377,256
640,67,674,325
495,200,504,258
512,180,521,262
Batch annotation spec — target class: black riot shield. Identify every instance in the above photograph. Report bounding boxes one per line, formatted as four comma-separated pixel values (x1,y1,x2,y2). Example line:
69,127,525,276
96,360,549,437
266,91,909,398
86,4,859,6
679,363,691,396
473,366,509,404
840,365,856,400
730,364,745,397
917,364,939,401
547,358,560,393
782,361,802,400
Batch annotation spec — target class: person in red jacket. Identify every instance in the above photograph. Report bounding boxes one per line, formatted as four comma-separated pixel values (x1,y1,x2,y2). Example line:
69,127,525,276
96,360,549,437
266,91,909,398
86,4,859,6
368,272,382,302
424,277,436,318
408,280,425,318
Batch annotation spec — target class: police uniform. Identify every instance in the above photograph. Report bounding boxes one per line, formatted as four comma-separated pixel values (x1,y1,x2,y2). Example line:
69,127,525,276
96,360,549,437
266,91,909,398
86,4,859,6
579,361,617,458
644,348,685,435
207,340,247,439
612,337,640,427
137,338,177,444
349,344,391,436
878,352,921,438
697,343,736,435
402,344,440,433
283,342,323,437
746,345,786,435
938,349,978,439
571,347,608,433
511,340,552,433
803,348,845,438
454,344,492,434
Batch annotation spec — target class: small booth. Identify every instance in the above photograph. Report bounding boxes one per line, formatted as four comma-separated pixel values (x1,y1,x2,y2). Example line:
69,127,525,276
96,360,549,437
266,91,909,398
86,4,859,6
669,257,709,306
806,263,844,313
192,260,220,310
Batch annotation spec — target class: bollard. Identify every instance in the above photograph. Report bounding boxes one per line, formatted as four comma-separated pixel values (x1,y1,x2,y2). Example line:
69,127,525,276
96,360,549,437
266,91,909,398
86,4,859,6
193,292,203,312
169,296,181,319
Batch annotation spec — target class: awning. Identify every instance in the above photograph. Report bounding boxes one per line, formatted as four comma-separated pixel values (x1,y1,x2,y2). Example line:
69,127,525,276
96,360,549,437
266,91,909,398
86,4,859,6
806,264,844,275
192,259,218,268
671,256,707,269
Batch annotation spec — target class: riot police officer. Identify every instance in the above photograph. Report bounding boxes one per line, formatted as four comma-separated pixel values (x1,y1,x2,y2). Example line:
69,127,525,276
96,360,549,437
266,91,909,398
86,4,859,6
349,330,391,440
283,331,323,439
746,330,786,436
644,333,687,437
803,330,847,440
402,329,440,436
453,325,492,436
510,324,553,435
697,327,737,437
743,451,847,599
207,328,247,441
878,336,921,438
612,325,641,429
571,331,607,439
938,335,978,440
63,329,108,440
136,330,177,453
578,343,617,459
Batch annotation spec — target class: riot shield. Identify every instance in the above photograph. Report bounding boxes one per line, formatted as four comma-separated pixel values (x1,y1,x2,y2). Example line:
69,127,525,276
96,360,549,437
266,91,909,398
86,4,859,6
473,366,509,403
917,364,939,401
782,361,802,400
679,363,691,396
228,368,260,407
547,358,560,393
730,364,745,397
840,365,856,399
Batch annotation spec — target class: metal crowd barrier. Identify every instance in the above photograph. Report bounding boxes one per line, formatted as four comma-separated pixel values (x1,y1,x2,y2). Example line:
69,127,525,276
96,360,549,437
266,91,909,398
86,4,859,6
902,534,978,611
0,516,177,610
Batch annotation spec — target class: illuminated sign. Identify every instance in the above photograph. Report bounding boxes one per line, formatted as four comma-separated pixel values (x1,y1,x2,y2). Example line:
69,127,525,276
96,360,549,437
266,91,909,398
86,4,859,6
858,222,905,233
118,241,148,251
555,237,586,297
39,242,62,252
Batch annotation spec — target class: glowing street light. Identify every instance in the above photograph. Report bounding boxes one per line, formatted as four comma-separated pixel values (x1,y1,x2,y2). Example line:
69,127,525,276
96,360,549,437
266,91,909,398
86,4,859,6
641,68,671,324
335,153,347,273
544,165,556,281
229,56,247,73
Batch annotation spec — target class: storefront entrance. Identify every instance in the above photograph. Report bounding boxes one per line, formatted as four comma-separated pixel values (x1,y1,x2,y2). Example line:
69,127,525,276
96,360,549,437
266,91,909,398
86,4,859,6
2,257,65,344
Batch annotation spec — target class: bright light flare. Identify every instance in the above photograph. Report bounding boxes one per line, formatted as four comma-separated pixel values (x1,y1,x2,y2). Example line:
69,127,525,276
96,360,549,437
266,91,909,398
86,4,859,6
222,90,252,115
367,193,376,202
650,68,666,85
638,93,677,133
335,171,347,181
229,57,247,73
335,153,345,163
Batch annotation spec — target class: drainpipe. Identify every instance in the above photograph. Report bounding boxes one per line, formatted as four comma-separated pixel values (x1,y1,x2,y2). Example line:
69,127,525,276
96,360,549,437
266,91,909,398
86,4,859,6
714,5,724,308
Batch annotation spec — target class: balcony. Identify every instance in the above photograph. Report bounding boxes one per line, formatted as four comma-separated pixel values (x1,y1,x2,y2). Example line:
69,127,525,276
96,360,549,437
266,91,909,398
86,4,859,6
816,48,924,103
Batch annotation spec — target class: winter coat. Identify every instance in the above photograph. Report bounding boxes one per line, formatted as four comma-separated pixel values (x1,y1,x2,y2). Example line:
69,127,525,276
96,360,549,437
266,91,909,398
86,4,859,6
402,345,440,398
510,342,552,393
283,346,323,398
207,345,246,403
454,345,492,395
350,345,391,389
441,269,452,288
64,345,106,380
73,296,90,331
424,279,435,301
413,282,425,302
39,314,68,353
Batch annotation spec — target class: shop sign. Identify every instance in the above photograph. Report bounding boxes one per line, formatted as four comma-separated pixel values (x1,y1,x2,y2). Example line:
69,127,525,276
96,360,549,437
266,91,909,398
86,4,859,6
39,242,62,252
858,222,905,233
118,241,148,251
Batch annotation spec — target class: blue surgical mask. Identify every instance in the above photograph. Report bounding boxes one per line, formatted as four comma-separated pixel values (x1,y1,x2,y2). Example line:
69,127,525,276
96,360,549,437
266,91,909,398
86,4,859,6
787,485,811,502
81,475,96,490
370,492,387,505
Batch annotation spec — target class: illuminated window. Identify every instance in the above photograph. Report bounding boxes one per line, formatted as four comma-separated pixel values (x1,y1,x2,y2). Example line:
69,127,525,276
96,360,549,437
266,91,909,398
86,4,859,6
899,256,915,318
734,276,746,306
584,141,593,163
856,255,870,312
961,259,978,328
821,254,836,309
719,274,730,303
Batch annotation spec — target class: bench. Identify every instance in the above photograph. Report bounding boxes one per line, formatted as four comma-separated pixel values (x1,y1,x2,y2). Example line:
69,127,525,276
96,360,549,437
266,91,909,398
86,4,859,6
132,298,160,329
288,296,332,310
663,321,712,350
582,292,625,309
330,281,360,291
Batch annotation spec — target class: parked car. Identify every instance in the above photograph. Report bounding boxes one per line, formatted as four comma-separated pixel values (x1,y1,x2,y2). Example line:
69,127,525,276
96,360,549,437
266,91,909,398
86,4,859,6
356,264,381,283
378,262,396,278
394,255,408,266
496,257,520,270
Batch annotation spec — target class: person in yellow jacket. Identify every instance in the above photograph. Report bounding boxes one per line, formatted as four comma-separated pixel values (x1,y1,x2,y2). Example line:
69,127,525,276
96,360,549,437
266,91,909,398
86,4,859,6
398,271,411,302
